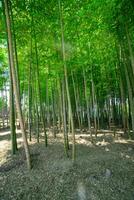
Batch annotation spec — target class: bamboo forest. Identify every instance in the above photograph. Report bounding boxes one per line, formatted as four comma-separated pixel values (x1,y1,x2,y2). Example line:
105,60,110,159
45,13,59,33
0,0,134,199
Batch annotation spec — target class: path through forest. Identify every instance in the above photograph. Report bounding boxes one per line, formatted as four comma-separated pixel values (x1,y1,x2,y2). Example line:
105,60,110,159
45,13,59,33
0,130,134,200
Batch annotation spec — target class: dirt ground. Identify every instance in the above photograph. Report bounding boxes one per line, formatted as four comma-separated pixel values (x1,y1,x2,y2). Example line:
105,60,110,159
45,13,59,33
0,129,134,200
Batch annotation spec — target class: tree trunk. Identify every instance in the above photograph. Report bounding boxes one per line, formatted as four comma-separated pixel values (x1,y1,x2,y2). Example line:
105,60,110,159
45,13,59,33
9,59,17,154
83,67,92,137
71,71,81,130
125,24,134,76
91,79,97,137
4,0,31,169
58,0,75,160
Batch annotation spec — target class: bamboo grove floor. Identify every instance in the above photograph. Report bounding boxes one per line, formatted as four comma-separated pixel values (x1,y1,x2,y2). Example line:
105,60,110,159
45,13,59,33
0,129,134,200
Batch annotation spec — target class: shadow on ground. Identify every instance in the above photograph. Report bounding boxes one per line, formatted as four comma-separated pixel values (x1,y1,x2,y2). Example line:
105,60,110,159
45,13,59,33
0,128,22,142
0,130,134,200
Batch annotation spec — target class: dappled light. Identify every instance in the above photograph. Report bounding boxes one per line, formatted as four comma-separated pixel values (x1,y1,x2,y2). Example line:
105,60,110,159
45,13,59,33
1,130,134,200
0,0,134,199
0,130,23,166
1,130,134,199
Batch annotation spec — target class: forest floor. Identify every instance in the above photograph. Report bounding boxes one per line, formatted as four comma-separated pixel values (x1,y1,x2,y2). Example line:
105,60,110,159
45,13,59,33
0,129,134,200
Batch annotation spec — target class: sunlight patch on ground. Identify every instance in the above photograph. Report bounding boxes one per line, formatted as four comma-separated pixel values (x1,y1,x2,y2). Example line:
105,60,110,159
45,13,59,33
96,139,110,146
0,130,23,166
76,138,92,146
0,139,10,165
114,139,129,144
0,131,10,136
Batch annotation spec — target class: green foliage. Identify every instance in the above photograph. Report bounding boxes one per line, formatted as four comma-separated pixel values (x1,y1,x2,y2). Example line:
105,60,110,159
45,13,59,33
0,0,134,109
